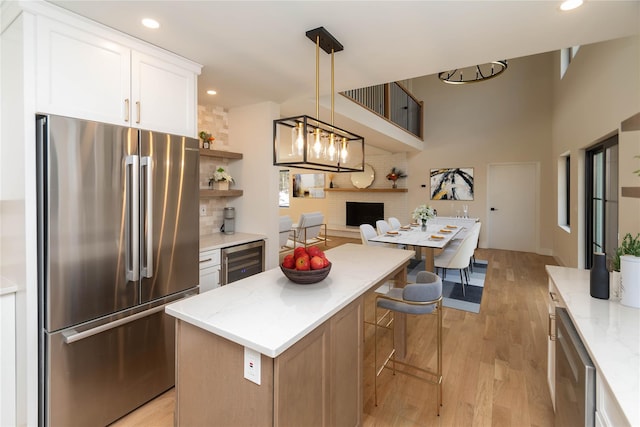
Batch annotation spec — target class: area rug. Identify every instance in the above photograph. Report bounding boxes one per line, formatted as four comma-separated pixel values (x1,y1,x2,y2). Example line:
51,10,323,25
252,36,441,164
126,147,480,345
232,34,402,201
406,259,488,314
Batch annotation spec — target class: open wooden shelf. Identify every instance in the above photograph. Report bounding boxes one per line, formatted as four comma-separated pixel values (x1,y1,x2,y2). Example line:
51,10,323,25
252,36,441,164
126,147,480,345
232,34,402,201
325,187,408,193
199,149,243,159
199,189,243,198
621,187,640,198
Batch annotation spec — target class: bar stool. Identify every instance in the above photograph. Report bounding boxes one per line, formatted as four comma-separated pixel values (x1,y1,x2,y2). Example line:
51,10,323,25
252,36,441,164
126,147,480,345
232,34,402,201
374,270,443,415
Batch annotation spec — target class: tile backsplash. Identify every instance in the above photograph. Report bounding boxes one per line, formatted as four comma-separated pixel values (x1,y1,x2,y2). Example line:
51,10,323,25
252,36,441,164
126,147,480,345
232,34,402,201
198,104,231,236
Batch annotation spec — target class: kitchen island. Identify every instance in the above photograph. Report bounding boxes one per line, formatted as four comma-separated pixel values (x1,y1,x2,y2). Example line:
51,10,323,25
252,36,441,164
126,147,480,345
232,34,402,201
166,243,414,426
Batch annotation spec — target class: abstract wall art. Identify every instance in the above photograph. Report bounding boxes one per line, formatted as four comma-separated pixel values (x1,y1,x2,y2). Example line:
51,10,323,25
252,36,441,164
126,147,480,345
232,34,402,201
430,168,474,200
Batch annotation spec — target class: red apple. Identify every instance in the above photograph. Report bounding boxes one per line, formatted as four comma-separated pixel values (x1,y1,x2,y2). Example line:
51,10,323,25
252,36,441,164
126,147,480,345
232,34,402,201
321,256,330,268
310,256,325,270
282,254,295,269
307,245,321,257
295,256,310,271
294,247,307,259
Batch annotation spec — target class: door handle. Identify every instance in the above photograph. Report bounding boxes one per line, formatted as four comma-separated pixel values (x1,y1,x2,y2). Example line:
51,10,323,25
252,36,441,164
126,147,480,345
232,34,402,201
490,207,498,211
141,156,153,278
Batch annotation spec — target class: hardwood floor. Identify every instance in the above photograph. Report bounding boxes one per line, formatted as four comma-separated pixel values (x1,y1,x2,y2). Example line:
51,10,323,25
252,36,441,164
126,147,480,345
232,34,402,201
111,239,557,427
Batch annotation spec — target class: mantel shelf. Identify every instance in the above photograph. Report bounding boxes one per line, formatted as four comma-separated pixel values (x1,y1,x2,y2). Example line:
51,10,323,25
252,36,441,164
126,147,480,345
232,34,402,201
199,148,243,159
200,189,243,198
325,187,408,193
621,187,640,198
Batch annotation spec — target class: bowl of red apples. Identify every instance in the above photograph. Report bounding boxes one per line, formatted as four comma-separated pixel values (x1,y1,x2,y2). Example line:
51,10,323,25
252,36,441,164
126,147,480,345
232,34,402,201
280,245,331,284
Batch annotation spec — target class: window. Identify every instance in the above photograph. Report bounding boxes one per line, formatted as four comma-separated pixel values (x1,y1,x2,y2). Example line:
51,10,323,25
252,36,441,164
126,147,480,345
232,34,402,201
560,45,581,79
558,153,571,229
585,136,618,268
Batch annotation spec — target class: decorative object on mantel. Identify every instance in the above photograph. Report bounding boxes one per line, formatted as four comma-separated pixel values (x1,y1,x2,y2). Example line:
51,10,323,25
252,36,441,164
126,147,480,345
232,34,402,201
209,167,234,190
199,131,215,149
350,164,374,189
590,252,609,300
273,26,364,173
386,167,407,189
412,204,436,231
438,60,508,84
430,168,474,200
328,173,335,188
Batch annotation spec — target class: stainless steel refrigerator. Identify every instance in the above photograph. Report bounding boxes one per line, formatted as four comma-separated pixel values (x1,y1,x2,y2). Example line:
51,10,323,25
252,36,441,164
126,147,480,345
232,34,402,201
36,114,199,426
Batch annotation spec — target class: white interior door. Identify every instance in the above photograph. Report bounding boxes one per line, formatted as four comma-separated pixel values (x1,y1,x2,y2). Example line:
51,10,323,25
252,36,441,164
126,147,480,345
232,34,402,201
487,163,538,252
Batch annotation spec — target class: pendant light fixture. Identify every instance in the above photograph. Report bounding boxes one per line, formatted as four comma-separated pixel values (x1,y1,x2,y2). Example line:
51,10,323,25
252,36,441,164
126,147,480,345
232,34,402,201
438,60,508,84
273,27,364,173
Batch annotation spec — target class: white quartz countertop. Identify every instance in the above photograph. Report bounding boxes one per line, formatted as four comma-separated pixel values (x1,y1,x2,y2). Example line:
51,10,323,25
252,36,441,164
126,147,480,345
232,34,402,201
166,243,414,358
546,265,639,426
200,232,266,251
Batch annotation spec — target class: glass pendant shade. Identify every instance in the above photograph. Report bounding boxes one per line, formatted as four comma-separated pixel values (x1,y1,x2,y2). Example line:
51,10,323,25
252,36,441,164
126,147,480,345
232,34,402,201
274,115,364,172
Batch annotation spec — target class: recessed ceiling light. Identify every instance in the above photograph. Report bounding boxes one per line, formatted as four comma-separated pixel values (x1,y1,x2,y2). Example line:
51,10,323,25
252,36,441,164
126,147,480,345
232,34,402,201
560,0,583,11
206,90,217,95
142,18,160,29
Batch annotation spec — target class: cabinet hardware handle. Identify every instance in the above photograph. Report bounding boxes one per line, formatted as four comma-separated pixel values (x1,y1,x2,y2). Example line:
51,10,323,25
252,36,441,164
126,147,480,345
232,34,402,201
199,258,213,263
124,99,130,122
549,291,559,303
548,313,556,341
136,101,141,124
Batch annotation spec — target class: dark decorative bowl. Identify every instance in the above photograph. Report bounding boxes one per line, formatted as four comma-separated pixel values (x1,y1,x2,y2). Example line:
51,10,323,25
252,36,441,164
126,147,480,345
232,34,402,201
280,262,332,285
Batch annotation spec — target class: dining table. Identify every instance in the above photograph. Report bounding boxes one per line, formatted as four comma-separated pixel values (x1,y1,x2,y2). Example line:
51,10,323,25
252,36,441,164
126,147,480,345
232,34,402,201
369,222,464,272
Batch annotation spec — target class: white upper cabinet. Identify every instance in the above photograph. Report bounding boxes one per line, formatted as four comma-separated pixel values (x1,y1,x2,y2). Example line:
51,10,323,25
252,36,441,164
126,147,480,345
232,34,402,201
131,51,197,137
36,16,131,125
36,15,201,137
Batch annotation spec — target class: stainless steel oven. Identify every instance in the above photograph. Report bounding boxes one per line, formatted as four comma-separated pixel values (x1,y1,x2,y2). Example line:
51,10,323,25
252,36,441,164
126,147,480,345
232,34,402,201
555,307,596,427
221,240,265,285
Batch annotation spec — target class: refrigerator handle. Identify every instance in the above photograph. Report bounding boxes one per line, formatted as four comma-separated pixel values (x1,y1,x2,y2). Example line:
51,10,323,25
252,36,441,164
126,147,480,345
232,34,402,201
125,155,140,282
62,305,165,344
141,156,153,278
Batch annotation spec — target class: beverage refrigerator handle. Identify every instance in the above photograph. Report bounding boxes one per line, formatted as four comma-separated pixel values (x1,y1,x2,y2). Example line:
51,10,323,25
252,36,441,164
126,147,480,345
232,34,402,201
125,155,140,281
141,156,153,278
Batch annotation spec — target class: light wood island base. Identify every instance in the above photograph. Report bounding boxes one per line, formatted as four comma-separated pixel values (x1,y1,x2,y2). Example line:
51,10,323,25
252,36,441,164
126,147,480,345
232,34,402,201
175,297,363,426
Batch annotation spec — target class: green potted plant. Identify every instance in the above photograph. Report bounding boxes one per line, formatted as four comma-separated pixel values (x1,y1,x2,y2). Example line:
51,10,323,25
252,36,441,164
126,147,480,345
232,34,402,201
610,233,640,300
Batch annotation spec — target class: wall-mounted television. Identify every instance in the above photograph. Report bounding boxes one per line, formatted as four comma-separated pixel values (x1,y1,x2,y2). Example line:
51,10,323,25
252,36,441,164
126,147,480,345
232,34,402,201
346,202,384,227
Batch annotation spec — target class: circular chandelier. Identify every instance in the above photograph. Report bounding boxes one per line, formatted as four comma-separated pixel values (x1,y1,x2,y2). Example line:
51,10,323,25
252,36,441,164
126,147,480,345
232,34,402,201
438,60,508,84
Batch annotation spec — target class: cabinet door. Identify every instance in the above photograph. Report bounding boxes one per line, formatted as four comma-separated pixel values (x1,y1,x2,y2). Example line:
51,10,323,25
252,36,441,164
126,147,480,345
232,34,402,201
131,51,197,137
36,16,131,125
0,293,16,427
199,266,220,293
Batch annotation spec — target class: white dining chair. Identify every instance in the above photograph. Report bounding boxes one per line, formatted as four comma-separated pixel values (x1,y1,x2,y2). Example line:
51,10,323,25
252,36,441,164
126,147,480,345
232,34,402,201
376,219,392,235
388,217,402,230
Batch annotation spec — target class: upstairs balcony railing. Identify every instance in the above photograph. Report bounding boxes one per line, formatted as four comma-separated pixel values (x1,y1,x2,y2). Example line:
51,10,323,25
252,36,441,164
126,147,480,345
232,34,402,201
342,82,423,139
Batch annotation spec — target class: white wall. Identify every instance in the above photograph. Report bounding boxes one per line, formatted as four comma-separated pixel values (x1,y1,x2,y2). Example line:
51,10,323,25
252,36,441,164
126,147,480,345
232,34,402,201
551,35,640,268
229,102,281,269
407,53,555,252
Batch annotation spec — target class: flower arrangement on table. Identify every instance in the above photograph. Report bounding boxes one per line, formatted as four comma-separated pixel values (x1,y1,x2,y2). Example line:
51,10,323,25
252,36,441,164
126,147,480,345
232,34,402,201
412,204,436,230
386,167,407,188
209,167,234,190
199,131,215,149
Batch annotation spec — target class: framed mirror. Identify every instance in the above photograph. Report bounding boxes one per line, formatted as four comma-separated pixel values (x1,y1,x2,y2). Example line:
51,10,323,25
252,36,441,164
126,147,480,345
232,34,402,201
279,170,290,207
293,173,325,198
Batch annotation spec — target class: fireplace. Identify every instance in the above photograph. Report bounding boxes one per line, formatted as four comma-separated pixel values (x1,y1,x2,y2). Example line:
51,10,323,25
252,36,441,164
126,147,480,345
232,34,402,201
346,202,384,227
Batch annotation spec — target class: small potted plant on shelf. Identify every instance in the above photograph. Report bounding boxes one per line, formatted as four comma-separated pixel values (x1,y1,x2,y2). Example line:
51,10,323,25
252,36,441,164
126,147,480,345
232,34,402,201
209,167,234,191
199,131,215,149
386,167,407,189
